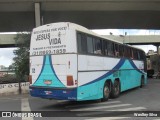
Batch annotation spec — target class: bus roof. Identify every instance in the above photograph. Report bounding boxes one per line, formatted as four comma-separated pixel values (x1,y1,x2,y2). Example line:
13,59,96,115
33,22,145,52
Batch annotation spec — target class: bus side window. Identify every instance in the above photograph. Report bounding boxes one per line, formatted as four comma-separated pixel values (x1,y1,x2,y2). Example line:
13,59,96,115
102,40,108,56
115,44,119,57
139,51,142,60
127,47,131,58
77,33,82,52
108,42,114,57
93,38,102,55
77,33,87,54
130,48,134,59
119,45,124,57
124,47,127,58
87,36,94,54
140,51,145,60
137,51,140,60
133,49,138,59
127,47,130,58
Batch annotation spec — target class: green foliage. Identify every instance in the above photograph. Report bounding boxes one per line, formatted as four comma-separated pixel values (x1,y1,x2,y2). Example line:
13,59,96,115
8,63,15,70
13,33,31,81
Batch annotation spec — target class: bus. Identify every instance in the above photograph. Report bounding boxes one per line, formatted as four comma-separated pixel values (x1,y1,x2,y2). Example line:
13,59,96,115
29,22,147,101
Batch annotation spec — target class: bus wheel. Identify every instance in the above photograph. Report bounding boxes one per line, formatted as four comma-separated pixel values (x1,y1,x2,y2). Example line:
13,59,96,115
140,77,144,88
102,82,110,101
111,80,120,98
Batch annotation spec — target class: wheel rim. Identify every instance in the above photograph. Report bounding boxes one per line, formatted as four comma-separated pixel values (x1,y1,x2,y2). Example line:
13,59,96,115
104,85,110,98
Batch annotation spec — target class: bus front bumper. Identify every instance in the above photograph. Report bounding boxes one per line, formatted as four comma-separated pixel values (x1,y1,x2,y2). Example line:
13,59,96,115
29,86,77,101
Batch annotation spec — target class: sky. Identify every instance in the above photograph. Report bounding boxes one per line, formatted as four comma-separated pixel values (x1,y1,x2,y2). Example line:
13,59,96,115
0,29,159,67
0,48,16,67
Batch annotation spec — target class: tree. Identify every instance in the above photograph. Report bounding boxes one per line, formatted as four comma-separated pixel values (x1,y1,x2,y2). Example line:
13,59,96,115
8,63,15,70
13,33,31,82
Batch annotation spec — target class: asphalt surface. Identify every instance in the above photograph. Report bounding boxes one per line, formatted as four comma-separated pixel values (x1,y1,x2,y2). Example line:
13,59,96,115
0,78,160,120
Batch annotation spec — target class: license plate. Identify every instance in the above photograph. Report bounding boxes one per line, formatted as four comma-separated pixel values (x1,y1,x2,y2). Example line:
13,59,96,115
44,80,52,85
44,91,52,95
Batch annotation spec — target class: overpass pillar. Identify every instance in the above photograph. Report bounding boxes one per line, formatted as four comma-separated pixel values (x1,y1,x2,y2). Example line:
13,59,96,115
35,3,41,27
156,45,160,55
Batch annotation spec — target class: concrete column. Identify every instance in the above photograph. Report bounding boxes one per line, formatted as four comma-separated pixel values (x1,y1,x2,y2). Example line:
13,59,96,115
156,45,159,55
35,3,41,27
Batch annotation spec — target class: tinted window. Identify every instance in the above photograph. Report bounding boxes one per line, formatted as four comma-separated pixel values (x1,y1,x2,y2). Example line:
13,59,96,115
119,45,124,57
115,44,119,57
139,51,145,60
129,48,132,58
137,51,140,60
77,33,87,53
87,36,94,54
93,38,102,55
124,46,131,58
108,42,114,56
102,40,108,55
133,49,138,59
124,47,128,57
77,32,145,60
129,48,133,59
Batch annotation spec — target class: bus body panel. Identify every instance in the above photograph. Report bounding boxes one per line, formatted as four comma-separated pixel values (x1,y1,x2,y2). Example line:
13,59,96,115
30,22,78,100
30,54,78,100
30,86,78,100
30,23,77,56
29,22,147,101
76,55,146,101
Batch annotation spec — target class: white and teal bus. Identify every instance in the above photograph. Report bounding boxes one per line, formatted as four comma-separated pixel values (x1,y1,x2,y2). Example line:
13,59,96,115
29,22,147,101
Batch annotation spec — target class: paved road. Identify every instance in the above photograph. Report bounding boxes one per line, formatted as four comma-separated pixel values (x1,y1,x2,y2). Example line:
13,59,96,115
0,78,160,120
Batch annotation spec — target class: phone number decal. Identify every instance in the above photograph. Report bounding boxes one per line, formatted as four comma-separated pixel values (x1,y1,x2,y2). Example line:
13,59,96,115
32,49,66,55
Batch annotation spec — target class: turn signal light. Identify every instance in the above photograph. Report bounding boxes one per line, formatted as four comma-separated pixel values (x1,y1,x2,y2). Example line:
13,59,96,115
75,80,78,85
67,75,74,86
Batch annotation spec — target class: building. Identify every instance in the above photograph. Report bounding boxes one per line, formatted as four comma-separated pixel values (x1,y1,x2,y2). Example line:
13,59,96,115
0,65,6,70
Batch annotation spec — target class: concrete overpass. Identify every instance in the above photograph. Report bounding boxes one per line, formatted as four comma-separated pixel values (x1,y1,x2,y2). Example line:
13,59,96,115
104,35,160,52
104,35,160,46
1,0,160,32
1,34,160,48
0,34,17,47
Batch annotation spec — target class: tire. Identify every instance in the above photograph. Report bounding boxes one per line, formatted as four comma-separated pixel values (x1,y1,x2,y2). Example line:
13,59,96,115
111,80,120,98
140,77,145,88
101,82,110,101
